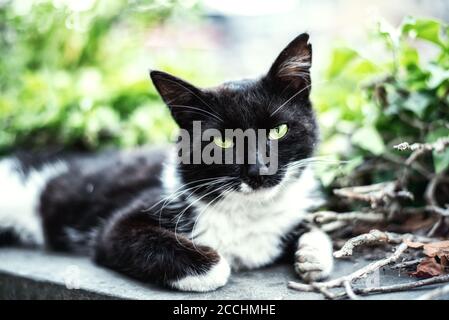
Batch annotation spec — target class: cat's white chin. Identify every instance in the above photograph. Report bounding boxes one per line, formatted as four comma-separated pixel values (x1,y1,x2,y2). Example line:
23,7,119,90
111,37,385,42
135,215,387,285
238,182,282,201
169,256,231,292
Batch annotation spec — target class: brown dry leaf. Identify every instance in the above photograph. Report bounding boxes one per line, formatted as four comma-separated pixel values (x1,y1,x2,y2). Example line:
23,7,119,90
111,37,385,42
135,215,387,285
442,255,449,268
411,257,445,278
404,239,425,249
422,241,449,257
409,241,449,278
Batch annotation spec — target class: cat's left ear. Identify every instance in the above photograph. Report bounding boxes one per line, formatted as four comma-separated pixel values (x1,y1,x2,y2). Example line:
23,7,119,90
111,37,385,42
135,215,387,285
150,70,207,129
266,33,312,95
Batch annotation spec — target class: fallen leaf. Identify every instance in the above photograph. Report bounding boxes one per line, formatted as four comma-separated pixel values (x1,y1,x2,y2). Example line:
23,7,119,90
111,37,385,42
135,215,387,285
441,255,449,268
422,241,449,257
404,239,425,249
409,240,449,278
411,257,445,278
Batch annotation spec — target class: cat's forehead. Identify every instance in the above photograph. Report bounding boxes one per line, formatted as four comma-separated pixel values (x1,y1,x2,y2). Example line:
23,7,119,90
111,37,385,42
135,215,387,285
210,79,292,125
218,79,256,91
213,79,275,108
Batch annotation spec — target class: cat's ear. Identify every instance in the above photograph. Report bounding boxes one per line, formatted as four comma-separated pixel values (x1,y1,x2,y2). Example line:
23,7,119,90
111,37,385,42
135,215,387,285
266,33,312,96
150,70,206,128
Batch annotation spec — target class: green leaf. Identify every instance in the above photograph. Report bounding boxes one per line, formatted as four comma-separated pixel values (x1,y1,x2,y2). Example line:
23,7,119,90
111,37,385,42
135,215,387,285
402,17,444,47
434,149,449,173
399,44,419,68
426,64,449,89
351,126,385,155
326,47,358,79
427,128,449,173
402,92,430,118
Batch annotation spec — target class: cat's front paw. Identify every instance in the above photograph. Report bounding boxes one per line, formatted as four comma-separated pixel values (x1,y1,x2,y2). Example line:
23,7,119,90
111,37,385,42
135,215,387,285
294,230,333,282
170,256,231,292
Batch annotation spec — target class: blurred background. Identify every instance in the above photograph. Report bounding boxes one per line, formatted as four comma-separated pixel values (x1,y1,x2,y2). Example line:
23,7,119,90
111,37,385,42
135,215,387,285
1,0,448,189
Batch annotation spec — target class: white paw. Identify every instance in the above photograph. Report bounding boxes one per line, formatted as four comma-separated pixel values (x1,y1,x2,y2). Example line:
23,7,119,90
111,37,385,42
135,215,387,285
169,256,231,292
294,230,333,282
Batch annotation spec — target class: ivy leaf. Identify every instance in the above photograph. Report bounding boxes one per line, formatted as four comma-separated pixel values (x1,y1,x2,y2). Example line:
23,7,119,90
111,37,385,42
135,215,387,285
434,149,449,174
400,45,419,68
326,47,358,79
402,92,430,118
402,17,444,47
426,64,449,89
351,126,385,155
427,128,449,173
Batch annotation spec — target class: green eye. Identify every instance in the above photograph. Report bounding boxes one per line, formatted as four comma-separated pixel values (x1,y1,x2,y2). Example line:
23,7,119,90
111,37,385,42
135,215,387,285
269,124,288,140
214,136,234,149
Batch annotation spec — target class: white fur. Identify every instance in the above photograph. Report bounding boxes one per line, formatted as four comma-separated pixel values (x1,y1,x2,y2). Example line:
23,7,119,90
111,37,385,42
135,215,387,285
295,229,334,281
0,158,67,245
161,148,181,194
170,255,231,292
190,166,322,270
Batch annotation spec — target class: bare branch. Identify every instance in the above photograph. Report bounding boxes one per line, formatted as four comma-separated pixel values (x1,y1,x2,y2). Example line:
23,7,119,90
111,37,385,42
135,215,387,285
427,205,449,217
417,283,449,300
334,274,449,299
333,182,413,209
333,230,391,258
425,173,448,236
394,138,449,153
344,280,360,300
334,230,436,258
307,211,385,225
390,258,424,270
289,242,409,298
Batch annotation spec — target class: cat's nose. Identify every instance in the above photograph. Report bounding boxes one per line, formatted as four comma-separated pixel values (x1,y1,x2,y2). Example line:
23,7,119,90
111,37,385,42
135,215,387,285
246,164,260,177
244,164,267,189
246,160,270,177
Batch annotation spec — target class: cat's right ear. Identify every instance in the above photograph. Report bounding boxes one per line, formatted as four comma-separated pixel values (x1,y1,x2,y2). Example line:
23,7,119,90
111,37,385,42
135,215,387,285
150,70,206,128
265,33,312,97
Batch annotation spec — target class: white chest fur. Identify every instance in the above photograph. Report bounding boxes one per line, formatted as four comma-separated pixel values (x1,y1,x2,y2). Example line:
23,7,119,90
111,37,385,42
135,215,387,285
189,167,320,270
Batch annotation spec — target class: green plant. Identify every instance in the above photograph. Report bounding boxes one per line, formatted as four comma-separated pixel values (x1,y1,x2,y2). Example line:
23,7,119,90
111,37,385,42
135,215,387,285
314,17,449,200
0,0,210,154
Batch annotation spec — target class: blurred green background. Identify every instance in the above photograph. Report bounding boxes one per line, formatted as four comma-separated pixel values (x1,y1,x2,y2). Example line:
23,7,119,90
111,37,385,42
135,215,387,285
1,0,448,190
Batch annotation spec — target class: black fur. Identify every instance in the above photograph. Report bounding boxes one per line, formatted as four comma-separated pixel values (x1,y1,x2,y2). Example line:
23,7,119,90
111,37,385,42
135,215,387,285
2,33,319,289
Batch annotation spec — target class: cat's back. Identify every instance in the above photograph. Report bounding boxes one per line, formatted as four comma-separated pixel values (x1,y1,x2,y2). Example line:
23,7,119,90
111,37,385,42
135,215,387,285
0,146,169,249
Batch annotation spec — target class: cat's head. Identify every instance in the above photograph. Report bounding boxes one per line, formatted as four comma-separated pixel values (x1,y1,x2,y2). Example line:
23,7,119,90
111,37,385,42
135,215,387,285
150,33,318,200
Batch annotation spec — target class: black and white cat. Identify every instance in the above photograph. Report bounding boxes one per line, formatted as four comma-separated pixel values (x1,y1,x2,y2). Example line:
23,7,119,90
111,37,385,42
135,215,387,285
0,33,334,292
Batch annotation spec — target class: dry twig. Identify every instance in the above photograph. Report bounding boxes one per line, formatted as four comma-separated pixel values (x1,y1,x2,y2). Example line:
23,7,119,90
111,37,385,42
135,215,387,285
290,138,449,299
336,274,449,299
417,282,449,300
390,258,424,270
307,211,385,225
288,230,449,299
333,230,392,258
333,182,413,209
333,230,434,258
288,241,409,299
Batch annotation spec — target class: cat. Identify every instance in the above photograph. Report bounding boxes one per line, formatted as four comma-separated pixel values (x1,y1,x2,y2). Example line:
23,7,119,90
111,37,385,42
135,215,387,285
0,33,334,292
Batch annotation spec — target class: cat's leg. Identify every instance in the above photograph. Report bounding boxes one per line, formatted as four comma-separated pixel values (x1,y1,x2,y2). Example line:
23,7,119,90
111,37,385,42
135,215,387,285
294,228,334,282
93,211,230,292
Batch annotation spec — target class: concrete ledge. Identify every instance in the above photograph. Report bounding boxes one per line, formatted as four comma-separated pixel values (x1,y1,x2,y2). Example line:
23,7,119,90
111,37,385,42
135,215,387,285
0,248,445,300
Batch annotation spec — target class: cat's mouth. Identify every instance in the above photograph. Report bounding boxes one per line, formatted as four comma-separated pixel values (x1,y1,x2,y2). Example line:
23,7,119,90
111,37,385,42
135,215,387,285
237,181,282,201
238,179,283,197
239,173,284,192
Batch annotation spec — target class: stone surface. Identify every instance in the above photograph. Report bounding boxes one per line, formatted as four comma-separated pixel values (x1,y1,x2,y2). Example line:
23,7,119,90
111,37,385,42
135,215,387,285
0,248,447,300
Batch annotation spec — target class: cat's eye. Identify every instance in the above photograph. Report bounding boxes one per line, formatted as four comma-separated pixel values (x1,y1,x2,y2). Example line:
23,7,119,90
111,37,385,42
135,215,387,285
268,124,288,140
213,136,234,149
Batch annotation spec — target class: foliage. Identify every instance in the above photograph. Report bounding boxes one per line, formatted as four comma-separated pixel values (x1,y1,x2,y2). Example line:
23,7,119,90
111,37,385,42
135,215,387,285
314,17,449,194
1,2,448,199
0,0,209,154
